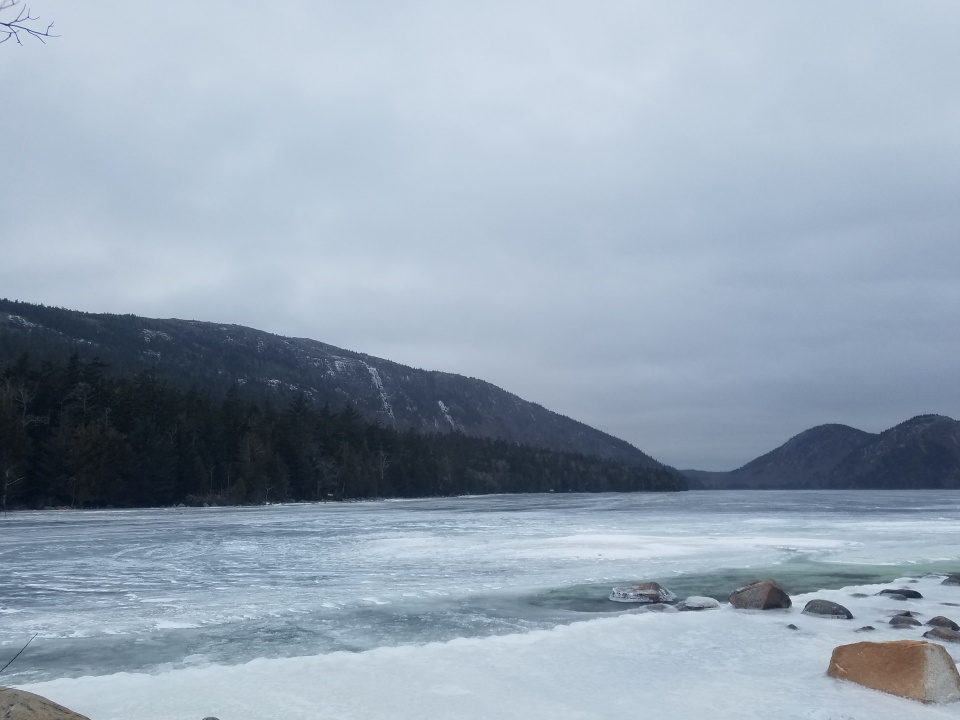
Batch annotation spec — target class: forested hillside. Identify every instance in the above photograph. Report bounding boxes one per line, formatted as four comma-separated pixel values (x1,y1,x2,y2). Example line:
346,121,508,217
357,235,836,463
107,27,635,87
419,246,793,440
0,354,686,509
0,299,662,468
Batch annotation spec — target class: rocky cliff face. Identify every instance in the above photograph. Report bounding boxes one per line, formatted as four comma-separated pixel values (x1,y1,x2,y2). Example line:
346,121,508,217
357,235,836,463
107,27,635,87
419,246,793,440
0,300,663,468
684,415,960,489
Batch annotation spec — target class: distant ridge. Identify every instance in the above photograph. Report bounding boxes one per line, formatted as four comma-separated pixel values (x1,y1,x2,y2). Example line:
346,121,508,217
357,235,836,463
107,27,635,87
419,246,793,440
684,415,960,489
0,298,665,469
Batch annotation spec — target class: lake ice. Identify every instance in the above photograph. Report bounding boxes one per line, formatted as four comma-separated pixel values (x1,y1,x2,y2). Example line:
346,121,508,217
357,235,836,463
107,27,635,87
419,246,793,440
3,491,960,719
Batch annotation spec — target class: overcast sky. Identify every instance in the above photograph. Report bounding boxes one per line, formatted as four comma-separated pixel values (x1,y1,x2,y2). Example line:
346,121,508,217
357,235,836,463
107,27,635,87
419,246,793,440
3,1,960,470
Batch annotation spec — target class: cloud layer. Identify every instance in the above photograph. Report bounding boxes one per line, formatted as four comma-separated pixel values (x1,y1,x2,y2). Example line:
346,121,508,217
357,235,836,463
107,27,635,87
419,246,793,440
4,0,960,468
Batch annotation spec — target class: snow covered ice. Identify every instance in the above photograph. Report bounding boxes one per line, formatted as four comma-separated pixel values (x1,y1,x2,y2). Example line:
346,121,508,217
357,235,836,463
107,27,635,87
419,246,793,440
3,491,960,719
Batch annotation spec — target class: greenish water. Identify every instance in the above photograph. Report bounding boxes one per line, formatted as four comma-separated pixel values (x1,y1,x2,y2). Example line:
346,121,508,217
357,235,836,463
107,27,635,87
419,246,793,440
528,558,960,612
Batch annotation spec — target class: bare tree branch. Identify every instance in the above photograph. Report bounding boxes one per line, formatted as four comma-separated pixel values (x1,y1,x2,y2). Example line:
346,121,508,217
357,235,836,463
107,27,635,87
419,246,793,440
0,0,57,45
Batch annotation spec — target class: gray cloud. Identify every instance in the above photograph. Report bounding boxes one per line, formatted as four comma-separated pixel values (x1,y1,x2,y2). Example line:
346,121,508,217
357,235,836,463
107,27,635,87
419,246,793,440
3,0,960,468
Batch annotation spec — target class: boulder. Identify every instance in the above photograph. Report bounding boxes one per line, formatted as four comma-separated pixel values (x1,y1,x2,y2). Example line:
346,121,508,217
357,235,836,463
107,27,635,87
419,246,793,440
827,640,960,703
609,581,677,604
894,611,918,618
856,626,876,632
878,588,923,599
890,616,922,628
786,623,798,630
927,616,960,631
924,627,960,643
728,579,792,610
676,596,720,612
802,599,853,619
942,574,960,586
0,688,90,720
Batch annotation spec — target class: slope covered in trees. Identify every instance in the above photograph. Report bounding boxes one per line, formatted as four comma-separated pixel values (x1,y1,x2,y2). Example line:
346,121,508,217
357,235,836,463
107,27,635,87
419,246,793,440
0,299,663,468
0,354,686,510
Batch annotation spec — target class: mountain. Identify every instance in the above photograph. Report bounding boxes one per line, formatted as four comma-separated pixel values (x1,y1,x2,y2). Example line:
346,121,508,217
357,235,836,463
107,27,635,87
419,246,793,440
684,415,960,489
0,299,663,469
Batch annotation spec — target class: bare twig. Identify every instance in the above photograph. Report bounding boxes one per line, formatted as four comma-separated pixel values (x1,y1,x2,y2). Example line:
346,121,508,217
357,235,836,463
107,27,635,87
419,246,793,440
0,0,57,45
0,633,37,676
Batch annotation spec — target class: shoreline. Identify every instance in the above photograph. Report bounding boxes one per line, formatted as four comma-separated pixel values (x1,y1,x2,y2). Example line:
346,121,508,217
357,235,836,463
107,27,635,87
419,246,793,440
17,575,960,720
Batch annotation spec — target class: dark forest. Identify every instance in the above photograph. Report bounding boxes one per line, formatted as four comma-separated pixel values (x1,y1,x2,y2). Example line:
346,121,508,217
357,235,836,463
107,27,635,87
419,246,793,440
0,354,686,510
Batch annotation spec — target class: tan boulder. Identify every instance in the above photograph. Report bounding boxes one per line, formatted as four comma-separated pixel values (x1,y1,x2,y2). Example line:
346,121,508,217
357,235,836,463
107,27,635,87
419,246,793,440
827,640,960,703
0,688,89,720
728,579,792,610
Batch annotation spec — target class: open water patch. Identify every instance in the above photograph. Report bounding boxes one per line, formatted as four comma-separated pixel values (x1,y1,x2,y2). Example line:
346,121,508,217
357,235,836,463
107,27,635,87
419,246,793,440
527,558,960,612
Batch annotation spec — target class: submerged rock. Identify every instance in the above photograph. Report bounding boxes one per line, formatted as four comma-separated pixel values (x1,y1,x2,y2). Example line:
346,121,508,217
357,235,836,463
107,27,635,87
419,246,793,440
927,616,960,631
878,588,923,599
786,623,798,630
924,627,960,643
803,599,853,619
942,574,960,586
728,579,791,610
609,581,677,604
849,593,869,598
828,640,960,703
0,688,90,720
676,596,720,612
890,616,922,628
638,603,678,613
894,611,918,618
856,626,876,632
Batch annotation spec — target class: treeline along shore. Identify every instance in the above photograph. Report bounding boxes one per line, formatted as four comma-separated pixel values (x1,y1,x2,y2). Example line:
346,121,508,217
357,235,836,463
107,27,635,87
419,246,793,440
0,354,686,509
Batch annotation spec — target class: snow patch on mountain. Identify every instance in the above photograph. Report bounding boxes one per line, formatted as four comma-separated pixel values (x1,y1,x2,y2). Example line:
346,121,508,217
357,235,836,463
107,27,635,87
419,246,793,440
364,364,395,422
141,329,172,343
438,400,456,429
3,314,38,329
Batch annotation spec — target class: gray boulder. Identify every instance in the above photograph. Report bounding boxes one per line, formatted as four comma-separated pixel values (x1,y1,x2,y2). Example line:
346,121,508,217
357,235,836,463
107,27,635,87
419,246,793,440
676,596,720,612
890,615,922,627
924,627,960,643
802,599,853,619
728,579,792,610
927,616,960,631
878,588,923,599
943,574,960,586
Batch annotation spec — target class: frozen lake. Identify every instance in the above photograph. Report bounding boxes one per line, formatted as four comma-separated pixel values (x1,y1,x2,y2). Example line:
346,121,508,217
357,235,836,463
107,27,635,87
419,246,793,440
4,491,960,720
3,490,960,689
